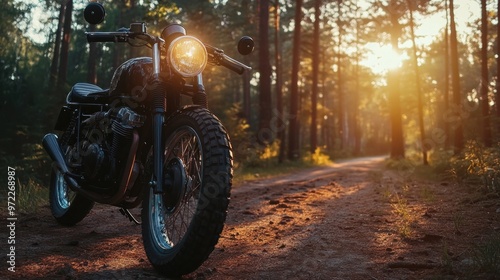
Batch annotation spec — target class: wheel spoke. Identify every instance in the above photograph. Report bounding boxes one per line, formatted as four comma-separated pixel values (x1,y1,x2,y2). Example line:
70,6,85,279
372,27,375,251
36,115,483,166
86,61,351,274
55,171,76,209
152,126,203,249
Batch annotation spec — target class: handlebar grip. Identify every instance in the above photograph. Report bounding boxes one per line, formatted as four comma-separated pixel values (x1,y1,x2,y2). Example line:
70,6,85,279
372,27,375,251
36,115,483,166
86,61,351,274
220,54,252,75
220,58,245,75
86,32,128,43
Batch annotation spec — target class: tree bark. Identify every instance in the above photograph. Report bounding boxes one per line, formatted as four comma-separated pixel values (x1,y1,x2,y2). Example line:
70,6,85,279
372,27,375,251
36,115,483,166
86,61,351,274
87,24,98,84
480,0,492,147
449,0,464,154
49,0,67,90
353,2,361,155
388,11,405,159
288,0,303,160
444,0,451,149
57,0,72,90
336,1,345,150
310,0,321,154
258,0,273,144
274,1,285,163
408,1,428,164
497,0,500,139
242,0,252,121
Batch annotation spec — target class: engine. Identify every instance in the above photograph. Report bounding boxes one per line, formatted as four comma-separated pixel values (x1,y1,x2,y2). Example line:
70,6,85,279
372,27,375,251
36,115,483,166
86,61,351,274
73,107,144,193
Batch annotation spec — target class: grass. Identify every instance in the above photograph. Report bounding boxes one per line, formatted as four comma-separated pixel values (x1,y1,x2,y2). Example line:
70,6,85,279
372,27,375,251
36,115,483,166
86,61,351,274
471,235,500,275
391,194,416,238
441,241,454,274
17,179,49,214
234,160,320,184
419,185,436,202
233,147,333,184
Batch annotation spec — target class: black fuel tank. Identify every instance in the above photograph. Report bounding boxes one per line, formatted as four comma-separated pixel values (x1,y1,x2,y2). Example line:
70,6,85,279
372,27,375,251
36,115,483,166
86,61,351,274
109,57,153,101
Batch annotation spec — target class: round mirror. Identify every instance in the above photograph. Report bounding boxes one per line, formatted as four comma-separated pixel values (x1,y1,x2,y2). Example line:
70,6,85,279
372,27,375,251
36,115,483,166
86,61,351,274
84,3,106,25
238,36,254,56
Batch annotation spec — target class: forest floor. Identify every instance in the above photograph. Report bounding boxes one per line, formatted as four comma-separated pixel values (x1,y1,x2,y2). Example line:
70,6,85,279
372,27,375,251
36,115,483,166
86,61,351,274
3,156,500,279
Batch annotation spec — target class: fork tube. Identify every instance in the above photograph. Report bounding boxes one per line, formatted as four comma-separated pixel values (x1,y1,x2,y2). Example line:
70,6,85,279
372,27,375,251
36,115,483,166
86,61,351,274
192,74,208,108
196,73,203,87
152,106,164,194
152,42,161,75
151,42,166,193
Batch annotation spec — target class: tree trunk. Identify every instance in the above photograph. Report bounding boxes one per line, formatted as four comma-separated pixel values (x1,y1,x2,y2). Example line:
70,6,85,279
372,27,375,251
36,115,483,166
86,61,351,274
310,0,321,154
87,24,98,84
480,0,492,147
243,70,251,120
353,2,361,155
288,0,303,160
444,0,451,149
336,2,344,150
241,0,252,121
408,1,428,165
497,0,500,139
49,0,67,90
57,0,72,91
449,0,464,154
274,1,286,163
258,0,273,144
388,18,404,159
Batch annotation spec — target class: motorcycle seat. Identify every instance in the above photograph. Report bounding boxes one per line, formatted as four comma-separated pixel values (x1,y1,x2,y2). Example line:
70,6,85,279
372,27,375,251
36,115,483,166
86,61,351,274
67,83,109,104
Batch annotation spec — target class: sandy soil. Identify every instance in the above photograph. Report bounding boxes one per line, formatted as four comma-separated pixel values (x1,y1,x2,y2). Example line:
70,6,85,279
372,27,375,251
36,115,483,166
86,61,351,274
3,156,500,279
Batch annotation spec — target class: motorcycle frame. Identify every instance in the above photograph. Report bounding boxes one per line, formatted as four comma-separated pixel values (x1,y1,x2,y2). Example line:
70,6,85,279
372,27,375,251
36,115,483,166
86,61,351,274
44,24,250,209
47,39,205,208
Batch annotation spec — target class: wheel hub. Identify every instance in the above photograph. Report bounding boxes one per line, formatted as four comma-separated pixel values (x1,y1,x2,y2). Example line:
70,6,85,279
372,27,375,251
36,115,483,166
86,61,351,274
163,157,187,211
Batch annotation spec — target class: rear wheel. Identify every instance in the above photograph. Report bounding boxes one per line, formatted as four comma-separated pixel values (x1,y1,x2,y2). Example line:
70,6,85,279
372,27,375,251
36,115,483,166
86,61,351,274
50,169,94,226
142,107,233,277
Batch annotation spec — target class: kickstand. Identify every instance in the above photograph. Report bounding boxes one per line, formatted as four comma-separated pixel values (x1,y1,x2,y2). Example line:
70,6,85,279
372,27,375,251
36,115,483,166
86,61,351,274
119,208,141,225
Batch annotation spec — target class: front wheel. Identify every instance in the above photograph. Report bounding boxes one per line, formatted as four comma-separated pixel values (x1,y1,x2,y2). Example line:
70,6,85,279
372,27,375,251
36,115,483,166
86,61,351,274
142,107,233,277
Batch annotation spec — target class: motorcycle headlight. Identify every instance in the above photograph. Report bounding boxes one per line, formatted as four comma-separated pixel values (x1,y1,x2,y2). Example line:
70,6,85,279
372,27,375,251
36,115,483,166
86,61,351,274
167,36,207,77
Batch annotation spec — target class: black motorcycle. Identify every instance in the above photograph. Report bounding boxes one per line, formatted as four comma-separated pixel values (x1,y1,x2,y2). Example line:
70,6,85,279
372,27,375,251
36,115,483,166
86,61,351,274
42,3,253,276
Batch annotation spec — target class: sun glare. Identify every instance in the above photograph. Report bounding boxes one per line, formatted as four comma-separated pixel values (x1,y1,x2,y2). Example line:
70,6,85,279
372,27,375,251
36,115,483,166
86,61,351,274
360,43,407,75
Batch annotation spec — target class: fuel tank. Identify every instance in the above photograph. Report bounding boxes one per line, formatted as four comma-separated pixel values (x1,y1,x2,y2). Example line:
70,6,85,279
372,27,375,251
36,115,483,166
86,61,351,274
109,57,153,101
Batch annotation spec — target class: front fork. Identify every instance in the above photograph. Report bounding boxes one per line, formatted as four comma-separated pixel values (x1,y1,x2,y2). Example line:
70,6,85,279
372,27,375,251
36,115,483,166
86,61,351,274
150,41,207,194
151,41,166,194
152,107,165,194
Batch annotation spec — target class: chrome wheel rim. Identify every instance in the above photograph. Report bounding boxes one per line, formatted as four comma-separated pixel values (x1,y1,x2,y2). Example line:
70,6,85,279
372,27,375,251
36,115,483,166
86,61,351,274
55,170,76,210
150,126,203,250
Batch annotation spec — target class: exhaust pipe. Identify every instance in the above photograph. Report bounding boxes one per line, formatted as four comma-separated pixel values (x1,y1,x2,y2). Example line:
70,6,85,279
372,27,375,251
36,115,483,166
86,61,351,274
42,134,69,173
42,133,80,188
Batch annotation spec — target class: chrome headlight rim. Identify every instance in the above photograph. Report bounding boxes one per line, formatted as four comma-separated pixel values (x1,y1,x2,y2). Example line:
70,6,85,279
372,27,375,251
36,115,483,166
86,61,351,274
167,35,208,78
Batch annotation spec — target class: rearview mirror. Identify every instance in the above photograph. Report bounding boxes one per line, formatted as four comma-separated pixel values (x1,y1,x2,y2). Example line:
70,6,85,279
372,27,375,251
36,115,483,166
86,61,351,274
238,36,254,56
84,2,106,25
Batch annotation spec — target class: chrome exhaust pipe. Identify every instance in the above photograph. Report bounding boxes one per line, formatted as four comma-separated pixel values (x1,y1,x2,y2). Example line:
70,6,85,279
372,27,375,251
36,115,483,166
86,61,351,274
42,134,69,173
42,133,80,188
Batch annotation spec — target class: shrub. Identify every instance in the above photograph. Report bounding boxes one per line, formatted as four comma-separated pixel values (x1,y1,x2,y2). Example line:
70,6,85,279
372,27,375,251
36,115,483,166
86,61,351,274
450,141,500,193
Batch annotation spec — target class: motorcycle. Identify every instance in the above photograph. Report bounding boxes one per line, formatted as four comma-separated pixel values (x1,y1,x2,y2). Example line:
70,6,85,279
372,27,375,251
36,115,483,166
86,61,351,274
42,3,253,277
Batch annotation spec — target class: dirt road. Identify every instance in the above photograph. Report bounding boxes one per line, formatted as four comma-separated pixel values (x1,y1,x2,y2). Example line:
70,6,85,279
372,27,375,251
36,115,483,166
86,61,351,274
4,156,500,279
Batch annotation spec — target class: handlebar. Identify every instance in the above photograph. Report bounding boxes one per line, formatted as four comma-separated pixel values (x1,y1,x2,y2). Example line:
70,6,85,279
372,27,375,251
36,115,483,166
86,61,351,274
220,54,251,75
86,30,252,75
206,45,252,75
86,31,130,43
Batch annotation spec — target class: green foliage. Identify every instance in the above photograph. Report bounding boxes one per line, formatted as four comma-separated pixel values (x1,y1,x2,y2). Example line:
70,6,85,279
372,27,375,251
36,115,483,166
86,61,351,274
391,194,416,238
17,178,48,214
223,103,253,167
450,141,500,193
234,160,312,184
303,147,332,166
471,235,500,275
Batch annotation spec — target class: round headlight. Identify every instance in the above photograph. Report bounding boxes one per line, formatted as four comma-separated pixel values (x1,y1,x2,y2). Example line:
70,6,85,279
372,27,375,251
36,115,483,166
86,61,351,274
167,36,207,77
